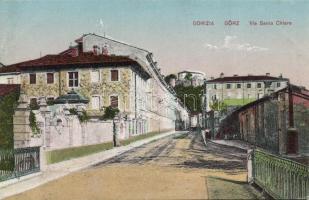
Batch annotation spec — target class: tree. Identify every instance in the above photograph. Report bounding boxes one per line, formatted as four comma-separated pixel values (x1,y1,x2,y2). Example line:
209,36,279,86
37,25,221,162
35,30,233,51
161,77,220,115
164,74,177,84
174,85,203,112
210,100,228,113
184,72,193,81
100,106,120,120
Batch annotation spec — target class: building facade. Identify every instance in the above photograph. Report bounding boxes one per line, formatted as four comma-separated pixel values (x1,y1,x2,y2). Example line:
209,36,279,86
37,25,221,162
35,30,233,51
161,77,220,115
177,70,206,87
1,34,189,136
205,73,289,111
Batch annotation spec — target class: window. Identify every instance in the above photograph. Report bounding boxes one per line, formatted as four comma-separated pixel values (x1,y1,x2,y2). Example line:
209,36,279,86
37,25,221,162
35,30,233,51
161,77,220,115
226,83,231,89
29,74,36,84
7,78,14,84
247,83,251,88
257,83,262,88
236,83,241,89
277,82,281,87
47,73,54,84
91,96,101,110
213,84,217,89
111,70,119,81
68,72,78,87
110,95,118,108
91,70,100,83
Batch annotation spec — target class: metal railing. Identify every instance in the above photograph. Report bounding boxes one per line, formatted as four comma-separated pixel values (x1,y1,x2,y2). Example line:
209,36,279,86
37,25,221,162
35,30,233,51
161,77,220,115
253,149,308,199
0,146,40,182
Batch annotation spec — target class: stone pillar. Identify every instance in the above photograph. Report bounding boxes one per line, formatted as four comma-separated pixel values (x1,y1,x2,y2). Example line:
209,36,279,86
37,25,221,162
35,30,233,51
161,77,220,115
247,149,254,183
13,93,31,148
38,97,50,147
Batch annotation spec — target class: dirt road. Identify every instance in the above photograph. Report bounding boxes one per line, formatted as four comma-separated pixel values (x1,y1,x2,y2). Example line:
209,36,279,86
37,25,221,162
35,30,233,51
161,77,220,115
8,132,261,200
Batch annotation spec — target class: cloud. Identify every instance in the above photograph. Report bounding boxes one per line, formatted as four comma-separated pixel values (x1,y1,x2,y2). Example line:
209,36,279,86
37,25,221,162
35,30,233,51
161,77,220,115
204,35,268,52
204,43,218,50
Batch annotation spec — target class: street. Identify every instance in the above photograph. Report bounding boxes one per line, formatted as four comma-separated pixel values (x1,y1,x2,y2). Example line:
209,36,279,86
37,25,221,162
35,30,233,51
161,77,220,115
8,132,262,200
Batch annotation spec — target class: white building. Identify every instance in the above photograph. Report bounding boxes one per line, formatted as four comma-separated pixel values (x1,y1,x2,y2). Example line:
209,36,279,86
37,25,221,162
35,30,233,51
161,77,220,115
204,73,289,111
70,33,189,132
0,71,20,84
177,70,206,86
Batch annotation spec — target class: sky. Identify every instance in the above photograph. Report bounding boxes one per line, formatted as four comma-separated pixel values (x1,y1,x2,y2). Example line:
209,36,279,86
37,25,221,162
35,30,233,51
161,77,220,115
0,0,309,87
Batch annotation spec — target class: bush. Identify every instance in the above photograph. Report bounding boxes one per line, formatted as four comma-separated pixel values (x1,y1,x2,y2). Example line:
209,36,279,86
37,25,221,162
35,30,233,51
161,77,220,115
0,89,20,149
100,106,119,120
29,100,39,110
69,108,89,123
69,108,78,115
29,110,40,135
78,110,89,123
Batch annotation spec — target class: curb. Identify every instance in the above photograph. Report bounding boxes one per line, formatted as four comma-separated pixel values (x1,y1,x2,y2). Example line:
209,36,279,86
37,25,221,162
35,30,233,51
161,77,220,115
207,140,249,151
0,172,42,189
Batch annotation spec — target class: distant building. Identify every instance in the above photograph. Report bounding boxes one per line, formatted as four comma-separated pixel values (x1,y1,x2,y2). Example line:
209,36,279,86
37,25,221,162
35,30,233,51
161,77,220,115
204,73,289,111
177,70,206,87
0,65,20,84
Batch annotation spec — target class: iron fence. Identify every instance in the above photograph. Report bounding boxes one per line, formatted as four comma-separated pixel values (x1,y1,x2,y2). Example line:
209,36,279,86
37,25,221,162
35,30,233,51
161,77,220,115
253,149,308,199
0,146,40,182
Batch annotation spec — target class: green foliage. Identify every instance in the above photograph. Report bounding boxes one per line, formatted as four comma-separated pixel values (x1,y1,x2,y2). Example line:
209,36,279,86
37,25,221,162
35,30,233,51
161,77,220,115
29,100,39,110
184,72,193,81
100,106,120,120
174,85,203,112
0,90,20,149
164,74,177,84
69,108,78,115
78,110,89,123
47,99,55,106
69,108,89,123
210,100,228,112
29,110,40,135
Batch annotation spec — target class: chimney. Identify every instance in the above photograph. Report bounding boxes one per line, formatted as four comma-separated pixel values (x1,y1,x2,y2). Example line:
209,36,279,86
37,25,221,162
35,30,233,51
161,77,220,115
266,73,270,76
220,72,224,78
279,73,283,78
77,42,83,55
233,74,238,77
210,76,214,80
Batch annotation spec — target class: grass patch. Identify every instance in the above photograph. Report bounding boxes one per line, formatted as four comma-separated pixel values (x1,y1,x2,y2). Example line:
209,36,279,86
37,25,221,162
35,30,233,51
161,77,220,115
120,129,172,146
206,176,261,199
46,129,174,164
223,98,256,106
46,142,114,164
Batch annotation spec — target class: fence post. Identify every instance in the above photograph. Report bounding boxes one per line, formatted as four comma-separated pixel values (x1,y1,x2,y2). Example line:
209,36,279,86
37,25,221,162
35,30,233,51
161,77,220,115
247,149,254,184
39,146,47,171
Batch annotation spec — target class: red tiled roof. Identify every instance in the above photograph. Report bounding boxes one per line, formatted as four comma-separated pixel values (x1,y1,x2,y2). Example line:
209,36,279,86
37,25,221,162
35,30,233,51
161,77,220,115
0,84,20,96
207,75,288,83
0,65,20,73
1,52,137,73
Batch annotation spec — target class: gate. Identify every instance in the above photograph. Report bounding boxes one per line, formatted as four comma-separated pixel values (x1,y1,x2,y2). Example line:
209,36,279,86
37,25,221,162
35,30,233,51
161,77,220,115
0,146,40,182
